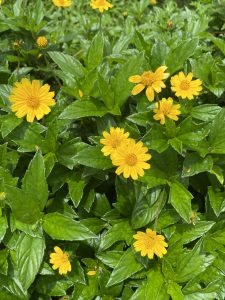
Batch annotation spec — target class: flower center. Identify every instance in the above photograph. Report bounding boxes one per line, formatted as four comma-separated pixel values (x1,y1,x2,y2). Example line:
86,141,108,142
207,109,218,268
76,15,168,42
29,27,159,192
59,0,65,4
111,138,120,148
145,237,156,249
125,153,137,166
141,72,156,86
97,0,106,5
180,79,190,90
60,253,69,264
27,95,40,109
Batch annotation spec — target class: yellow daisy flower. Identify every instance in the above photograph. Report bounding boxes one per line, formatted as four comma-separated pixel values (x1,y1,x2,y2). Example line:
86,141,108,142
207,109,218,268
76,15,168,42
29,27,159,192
111,139,151,180
100,127,130,157
87,270,97,276
171,71,202,100
133,229,168,259
153,97,181,125
52,0,72,7
78,89,84,98
129,66,169,102
90,0,113,13
149,0,157,5
50,246,71,275
36,36,48,48
9,78,55,123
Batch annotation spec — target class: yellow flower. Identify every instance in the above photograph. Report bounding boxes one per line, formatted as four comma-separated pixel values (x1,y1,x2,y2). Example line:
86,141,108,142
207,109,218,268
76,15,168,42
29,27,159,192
9,78,55,123
79,89,84,98
129,66,169,102
87,270,97,276
111,139,151,180
100,127,130,157
90,0,113,13
133,229,168,259
50,246,71,275
171,72,202,100
52,0,72,7
36,36,48,48
149,0,157,5
153,97,181,125
122,11,128,17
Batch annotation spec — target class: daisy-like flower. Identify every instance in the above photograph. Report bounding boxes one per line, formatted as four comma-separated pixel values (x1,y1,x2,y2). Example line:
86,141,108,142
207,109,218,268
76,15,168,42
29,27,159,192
111,139,151,180
100,127,130,157
133,229,168,259
90,0,113,13
153,97,181,125
87,269,97,276
9,78,55,123
36,36,48,48
78,90,84,98
49,246,71,275
129,66,169,102
52,0,72,7
149,0,157,5
171,71,202,100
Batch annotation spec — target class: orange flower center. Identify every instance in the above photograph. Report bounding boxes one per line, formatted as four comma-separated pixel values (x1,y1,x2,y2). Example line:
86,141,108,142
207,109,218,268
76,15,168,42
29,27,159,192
144,236,157,249
141,72,156,86
111,138,120,148
125,153,137,166
96,0,106,5
180,79,190,90
59,0,65,4
60,253,69,264
27,95,40,109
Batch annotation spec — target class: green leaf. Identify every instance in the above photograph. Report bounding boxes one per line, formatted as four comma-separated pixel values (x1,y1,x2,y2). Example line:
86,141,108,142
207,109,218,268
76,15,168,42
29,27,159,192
112,53,144,107
98,74,115,109
191,104,221,122
0,143,7,168
167,282,184,300
0,216,8,243
208,187,225,217
99,220,133,251
87,32,104,69
145,267,169,300
75,145,113,170
182,153,213,177
0,249,8,275
169,181,193,223
22,151,48,211
59,100,108,120
68,179,86,207
127,112,152,127
106,248,143,287
48,51,84,77
16,233,45,289
43,213,96,240
131,188,167,229
166,39,198,74
0,114,23,138
209,108,225,154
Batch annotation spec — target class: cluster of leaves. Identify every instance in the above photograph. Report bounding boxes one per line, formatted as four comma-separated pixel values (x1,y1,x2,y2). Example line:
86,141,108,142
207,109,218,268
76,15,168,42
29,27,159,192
0,0,225,299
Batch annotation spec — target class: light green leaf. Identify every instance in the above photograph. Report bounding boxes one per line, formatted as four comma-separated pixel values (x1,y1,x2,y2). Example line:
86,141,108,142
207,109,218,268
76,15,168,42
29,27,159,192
106,248,143,287
43,213,96,241
182,153,213,177
87,32,104,69
22,151,48,211
16,233,45,289
75,145,113,170
208,187,225,217
169,181,193,223
209,108,225,154
59,100,108,120
167,282,184,300
68,179,86,207
191,104,221,122
0,114,23,138
145,267,169,300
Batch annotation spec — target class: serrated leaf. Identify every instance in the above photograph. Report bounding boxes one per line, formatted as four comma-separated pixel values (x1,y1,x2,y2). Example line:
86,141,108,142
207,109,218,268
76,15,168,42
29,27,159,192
145,267,169,300
169,181,193,223
87,32,104,69
106,248,143,287
167,282,184,300
182,153,213,177
209,108,225,154
43,213,96,241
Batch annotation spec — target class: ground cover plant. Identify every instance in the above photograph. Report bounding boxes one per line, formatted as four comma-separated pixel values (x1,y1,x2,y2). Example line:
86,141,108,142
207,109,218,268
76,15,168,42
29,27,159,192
0,0,225,299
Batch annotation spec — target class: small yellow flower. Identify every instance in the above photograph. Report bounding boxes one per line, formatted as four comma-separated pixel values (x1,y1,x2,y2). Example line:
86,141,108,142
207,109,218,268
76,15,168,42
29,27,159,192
36,36,48,48
111,139,151,180
100,127,130,157
52,0,72,7
133,229,168,259
87,270,97,276
50,246,71,275
79,90,84,98
171,72,202,100
122,11,128,17
9,78,55,123
12,40,24,49
90,0,113,13
129,66,169,102
149,0,157,5
167,20,173,28
153,97,181,125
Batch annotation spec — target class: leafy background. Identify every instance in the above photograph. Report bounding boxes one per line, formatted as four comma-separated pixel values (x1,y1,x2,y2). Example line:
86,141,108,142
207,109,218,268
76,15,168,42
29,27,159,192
0,0,225,299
